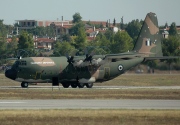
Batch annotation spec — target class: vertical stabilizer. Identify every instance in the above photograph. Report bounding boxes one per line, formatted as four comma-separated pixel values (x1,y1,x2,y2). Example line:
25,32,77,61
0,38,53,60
133,12,162,57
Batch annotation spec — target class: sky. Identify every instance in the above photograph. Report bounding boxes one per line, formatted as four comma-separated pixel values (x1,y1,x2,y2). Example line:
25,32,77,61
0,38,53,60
1,0,180,26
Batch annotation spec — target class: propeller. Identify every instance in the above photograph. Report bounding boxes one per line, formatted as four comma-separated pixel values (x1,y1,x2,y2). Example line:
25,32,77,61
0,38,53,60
83,49,95,63
66,54,74,64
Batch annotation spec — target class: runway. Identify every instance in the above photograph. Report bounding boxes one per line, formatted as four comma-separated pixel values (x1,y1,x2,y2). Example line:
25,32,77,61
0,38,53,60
1,86,180,90
0,99,180,109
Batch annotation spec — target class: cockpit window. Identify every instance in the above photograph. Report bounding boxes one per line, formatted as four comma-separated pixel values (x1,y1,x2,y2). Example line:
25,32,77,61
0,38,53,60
19,60,27,66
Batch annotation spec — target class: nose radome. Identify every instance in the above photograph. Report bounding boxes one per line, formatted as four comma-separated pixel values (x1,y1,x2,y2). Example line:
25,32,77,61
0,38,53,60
5,69,17,80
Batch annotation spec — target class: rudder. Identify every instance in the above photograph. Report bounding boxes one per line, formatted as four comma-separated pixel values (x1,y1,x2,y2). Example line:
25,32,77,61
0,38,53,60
133,12,163,57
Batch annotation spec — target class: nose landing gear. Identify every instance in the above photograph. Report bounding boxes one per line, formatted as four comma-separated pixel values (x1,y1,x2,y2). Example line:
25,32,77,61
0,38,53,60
21,82,28,88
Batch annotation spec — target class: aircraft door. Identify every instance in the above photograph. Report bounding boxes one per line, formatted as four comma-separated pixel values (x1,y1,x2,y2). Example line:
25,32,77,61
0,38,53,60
35,71,42,79
104,67,110,79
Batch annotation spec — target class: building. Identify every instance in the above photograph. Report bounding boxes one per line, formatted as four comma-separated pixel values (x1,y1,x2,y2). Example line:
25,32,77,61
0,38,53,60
15,19,73,37
15,20,71,32
15,19,122,42
162,30,169,38
160,25,180,38
34,37,55,50
83,21,107,27
51,22,73,37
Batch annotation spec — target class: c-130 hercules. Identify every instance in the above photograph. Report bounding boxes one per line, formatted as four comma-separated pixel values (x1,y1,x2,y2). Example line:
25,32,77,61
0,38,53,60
5,12,175,88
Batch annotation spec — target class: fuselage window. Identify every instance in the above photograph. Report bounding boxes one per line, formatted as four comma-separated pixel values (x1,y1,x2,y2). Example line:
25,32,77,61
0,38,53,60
112,59,116,62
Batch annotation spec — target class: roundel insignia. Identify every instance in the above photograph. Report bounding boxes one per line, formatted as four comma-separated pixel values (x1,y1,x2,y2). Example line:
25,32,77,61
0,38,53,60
118,65,123,71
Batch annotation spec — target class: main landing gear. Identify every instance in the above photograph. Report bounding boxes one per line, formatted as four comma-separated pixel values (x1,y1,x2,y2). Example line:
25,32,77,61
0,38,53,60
61,82,93,88
21,82,29,88
86,83,93,88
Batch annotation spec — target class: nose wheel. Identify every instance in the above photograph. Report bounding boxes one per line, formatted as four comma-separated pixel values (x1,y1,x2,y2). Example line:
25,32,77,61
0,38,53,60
21,82,29,88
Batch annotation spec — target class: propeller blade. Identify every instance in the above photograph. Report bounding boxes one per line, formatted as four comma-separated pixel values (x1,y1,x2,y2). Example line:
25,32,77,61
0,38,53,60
66,53,74,64
83,49,96,64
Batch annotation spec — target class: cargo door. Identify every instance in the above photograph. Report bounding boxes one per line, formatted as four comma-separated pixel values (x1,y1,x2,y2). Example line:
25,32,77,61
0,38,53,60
104,67,110,79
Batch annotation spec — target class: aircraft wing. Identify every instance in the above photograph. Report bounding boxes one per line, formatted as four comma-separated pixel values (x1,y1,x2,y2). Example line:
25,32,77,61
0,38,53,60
104,53,142,60
70,54,179,67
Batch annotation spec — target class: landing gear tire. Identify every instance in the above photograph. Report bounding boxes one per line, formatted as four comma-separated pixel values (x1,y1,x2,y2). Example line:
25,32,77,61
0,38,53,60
21,82,28,88
86,83,93,88
78,83,85,88
71,83,78,88
62,83,70,88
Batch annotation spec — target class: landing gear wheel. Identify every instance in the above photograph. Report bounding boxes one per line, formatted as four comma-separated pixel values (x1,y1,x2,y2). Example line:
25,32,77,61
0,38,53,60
86,83,93,88
78,83,85,88
71,83,78,88
21,82,28,88
62,83,70,88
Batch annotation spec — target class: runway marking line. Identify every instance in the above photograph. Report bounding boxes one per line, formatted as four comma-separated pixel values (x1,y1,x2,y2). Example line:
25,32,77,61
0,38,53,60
0,102,26,104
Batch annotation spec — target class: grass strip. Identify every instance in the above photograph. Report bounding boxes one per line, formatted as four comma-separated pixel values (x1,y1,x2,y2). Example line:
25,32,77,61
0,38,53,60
0,109,180,125
0,74,180,86
0,89,179,100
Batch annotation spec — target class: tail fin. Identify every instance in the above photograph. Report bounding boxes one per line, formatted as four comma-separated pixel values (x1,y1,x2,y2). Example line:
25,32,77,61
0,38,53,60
133,12,163,57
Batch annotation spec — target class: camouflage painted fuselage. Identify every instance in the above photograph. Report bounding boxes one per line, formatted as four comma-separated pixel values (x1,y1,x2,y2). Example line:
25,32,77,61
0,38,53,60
13,54,144,83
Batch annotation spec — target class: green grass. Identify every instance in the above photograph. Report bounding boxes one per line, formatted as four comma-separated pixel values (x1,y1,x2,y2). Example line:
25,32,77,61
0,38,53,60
97,74,180,86
0,74,180,86
0,109,180,125
0,89,179,100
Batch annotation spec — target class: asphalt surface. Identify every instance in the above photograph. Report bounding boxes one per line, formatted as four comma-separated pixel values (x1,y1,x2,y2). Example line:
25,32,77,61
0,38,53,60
0,99,180,109
1,86,180,90
0,85,180,110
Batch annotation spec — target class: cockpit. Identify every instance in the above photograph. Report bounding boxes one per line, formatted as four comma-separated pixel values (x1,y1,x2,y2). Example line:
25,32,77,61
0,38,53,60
5,60,19,80
19,60,27,66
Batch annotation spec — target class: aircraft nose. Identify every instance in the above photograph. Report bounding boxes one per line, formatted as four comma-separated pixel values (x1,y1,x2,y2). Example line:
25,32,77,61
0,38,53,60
5,69,17,80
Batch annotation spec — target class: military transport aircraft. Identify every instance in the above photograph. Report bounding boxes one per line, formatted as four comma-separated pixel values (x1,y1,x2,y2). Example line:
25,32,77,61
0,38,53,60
5,12,177,88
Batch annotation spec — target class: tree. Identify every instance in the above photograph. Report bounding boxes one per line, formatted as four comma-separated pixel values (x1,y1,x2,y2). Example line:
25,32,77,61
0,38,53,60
6,36,18,56
72,13,82,24
99,23,104,29
69,22,84,36
0,20,8,56
0,40,7,66
70,22,87,50
0,20,16,65
31,26,46,36
61,34,72,42
164,22,168,29
162,36,180,73
104,30,114,41
95,32,110,47
125,19,142,45
120,16,124,30
25,25,56,37
54,41,76,56
169,22,178,36
0,20,7,38
111,31,133,53
0,41,7,55
18,31,34,56
85,32,111,54
75,26,86,49
113,18,116,26
106,20,108,28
